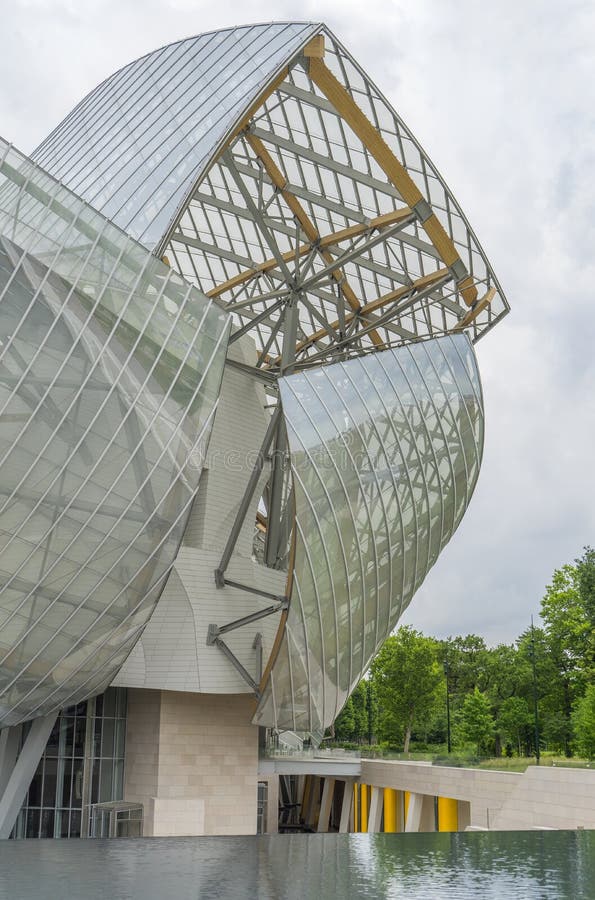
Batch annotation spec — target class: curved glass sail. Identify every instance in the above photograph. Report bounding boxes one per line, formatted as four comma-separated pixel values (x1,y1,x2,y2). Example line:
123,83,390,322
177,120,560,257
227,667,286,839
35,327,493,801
255,334,483,732
0,140,229,726
32,24,319,250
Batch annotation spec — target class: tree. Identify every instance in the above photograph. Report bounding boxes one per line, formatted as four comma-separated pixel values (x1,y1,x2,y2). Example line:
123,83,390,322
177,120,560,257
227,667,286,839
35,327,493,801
461,687,495,755
334,696,356,742
576,546,595,680
333,681,374,743
539,561,591,754
370,626,441,752
572,685,595,758
437,634,489,699
497,696,532,756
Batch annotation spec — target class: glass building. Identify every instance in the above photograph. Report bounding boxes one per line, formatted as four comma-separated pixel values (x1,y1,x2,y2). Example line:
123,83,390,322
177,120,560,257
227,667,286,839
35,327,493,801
0,23,509,839
13,689,127,839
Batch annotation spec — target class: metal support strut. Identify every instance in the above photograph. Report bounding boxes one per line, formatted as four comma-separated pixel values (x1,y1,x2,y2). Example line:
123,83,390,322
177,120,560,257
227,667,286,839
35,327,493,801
207,600,287,695
214,405,280,587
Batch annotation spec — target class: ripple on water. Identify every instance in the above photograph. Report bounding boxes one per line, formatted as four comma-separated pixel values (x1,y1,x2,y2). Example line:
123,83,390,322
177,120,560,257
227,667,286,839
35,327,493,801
0,830,593,900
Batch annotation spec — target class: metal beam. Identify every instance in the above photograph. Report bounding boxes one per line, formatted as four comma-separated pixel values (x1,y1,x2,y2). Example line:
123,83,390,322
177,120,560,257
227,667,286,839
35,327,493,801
207,207,412,300
207,598,287,641
208,635,259,694
215,405,280,586
221,579,286,603
267,268,450,365
250,126,403,202
243,132,385,346
0,713,57,839
306,57,478,307
0,727,21,799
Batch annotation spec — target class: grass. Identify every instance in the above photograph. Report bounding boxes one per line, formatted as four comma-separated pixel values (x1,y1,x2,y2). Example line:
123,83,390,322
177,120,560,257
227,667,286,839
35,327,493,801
344,744,595,771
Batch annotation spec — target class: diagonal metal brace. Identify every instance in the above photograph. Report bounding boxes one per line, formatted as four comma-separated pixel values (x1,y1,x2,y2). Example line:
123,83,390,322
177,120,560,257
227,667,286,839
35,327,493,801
207,598,287,642
215,405,280,588
207,634,260,695
221,578,286,603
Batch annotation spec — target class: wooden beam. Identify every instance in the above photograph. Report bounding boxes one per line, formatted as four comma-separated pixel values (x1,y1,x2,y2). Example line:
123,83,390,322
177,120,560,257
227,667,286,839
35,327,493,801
307,57,478,307
359,268,449,316
244,133,384,345
205,206,412,299
303,35,325,58
453,286,496,330
267,268,450,365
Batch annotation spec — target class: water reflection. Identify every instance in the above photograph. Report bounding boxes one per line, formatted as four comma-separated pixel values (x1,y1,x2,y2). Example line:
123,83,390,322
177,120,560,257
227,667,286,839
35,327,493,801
0,831,592,899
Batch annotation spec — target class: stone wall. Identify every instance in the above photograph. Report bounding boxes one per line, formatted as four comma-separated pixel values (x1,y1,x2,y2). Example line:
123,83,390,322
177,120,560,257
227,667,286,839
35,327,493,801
359,759,595,831
124,689,259,836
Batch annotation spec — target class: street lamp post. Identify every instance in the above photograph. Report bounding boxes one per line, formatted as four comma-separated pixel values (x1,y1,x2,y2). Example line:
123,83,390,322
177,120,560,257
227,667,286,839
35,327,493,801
530,616,540,765
444,660,452,754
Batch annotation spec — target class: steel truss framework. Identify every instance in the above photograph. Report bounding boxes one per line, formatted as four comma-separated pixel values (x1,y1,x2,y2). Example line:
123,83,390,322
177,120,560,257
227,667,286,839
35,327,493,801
165,32,508,378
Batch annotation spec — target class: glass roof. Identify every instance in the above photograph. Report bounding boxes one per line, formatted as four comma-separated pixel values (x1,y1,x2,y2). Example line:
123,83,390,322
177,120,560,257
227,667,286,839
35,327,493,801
34,23,509,366
33,23,319,250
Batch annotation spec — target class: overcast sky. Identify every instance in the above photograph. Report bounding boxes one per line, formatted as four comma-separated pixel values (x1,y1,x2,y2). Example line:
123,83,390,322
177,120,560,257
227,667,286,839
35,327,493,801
2,0,594,645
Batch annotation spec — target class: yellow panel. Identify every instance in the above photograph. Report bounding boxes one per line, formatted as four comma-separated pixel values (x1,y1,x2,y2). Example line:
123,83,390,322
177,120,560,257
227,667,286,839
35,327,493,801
383,788,397,833
353,783,359,833
404,790,410,826
360,784,368,833
437,796,458,832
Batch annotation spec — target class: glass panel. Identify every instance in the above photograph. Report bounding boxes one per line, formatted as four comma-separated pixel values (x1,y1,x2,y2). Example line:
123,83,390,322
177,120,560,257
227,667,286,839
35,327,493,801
42,758,58,807
57,809,70,838
257,334,484,733
61,756,74,807
32,24,318,249
25,808,40,839
16,688,127,839
99,760,113,803
69,809,81,838
0,138,229,727
40,808,55,838
73,717,85,756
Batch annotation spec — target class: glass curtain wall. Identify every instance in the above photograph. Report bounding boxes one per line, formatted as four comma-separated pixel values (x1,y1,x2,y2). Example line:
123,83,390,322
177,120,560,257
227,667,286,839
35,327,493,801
12,688,126,839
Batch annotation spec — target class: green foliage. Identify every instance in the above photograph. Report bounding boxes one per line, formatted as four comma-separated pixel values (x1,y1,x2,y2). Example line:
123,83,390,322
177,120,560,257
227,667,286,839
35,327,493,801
329,548,595,764
370,626,441,752
572,684,595,758
461,688,495,755
497,696,532,756
333,680,376,743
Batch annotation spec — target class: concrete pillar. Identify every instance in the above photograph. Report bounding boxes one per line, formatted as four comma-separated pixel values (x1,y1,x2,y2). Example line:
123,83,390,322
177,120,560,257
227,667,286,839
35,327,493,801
303,776,320,828
404,791,424,832
317,777,335,833
458,800,471,831
339,780,353,833
301,776,311,827
0,727,21,798
0,714,57,839
420,793,436,832
368,786,384,833
265,775,279,834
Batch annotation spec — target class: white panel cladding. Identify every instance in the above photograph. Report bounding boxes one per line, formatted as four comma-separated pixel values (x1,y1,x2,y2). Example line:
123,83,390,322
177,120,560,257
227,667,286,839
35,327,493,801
113,335,286,693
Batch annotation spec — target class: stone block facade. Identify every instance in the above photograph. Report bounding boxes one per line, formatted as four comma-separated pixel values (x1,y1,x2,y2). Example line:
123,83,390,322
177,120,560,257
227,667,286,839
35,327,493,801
124,689,258,836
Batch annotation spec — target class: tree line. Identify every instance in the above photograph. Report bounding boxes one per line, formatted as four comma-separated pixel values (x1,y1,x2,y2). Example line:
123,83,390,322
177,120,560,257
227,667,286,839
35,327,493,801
333,548,595,759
